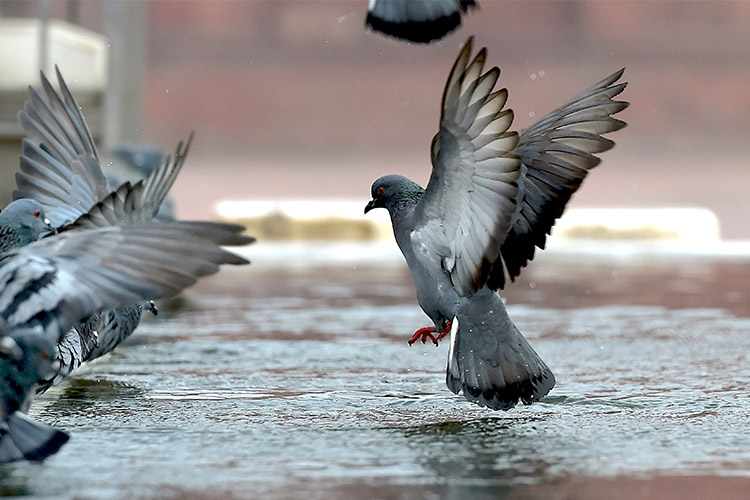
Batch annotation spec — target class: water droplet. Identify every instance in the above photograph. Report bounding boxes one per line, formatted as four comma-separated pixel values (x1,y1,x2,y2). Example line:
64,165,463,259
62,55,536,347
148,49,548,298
107,161,113,167
529,111,536,118
529,282,536,289
585,288,592,296
530,73,537,80
538,70,545,77
165,89,169,93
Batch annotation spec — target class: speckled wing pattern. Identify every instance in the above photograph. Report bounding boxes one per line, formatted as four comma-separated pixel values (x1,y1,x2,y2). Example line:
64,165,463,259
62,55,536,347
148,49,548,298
411,37,521,297
489,68,629,289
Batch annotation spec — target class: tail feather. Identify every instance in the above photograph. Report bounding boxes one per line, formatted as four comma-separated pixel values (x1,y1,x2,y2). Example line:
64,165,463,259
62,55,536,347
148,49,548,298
0,413,69,463
446,292,555,410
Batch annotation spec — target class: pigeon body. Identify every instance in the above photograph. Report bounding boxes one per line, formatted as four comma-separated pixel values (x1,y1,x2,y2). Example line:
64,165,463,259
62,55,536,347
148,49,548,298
366,38,628,409
366,0,478,43
0,221,252,462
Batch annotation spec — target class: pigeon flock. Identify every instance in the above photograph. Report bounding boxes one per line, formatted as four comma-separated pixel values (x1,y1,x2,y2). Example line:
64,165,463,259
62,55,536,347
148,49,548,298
0,69,254,462
0,3,628,465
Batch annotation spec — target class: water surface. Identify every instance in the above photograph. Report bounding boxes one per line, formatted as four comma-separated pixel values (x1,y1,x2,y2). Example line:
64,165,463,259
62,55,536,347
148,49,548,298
2,242,749,499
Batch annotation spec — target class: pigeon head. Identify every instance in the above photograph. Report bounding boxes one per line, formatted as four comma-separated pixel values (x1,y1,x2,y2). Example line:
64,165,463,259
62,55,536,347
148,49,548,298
0,199,54,250
365,174,425,215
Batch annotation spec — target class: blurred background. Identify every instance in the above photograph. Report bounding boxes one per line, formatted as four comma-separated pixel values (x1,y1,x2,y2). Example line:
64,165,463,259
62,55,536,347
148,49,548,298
1,4,749,499
0,0,747,239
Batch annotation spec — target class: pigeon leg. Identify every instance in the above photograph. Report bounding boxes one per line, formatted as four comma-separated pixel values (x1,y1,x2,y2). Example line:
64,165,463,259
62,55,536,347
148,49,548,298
408,326,439,346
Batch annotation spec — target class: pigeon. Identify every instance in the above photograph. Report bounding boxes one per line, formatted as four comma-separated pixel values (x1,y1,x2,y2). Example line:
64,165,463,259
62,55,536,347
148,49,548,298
0,220,251,463
365,37,628,410
366,0,478,43
12,67,249,389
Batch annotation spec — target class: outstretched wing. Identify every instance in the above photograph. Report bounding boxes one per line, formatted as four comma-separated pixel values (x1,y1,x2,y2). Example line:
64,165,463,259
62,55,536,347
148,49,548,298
14,67,108,227
487,68,629,289
411,37,521,297
60,135,193,229
0,222,252,344
14,67,190,228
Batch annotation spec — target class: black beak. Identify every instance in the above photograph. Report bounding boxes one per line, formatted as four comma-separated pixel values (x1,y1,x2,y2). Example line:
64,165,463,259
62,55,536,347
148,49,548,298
364,199,377,214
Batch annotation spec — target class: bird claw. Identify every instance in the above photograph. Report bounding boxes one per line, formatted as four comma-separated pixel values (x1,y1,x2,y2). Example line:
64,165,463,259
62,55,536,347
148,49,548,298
407,320,452,347
408,327,439,346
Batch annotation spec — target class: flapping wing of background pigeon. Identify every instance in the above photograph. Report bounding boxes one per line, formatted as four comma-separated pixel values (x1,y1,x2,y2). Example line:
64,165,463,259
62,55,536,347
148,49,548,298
14,67,190,229
411,37,521,297
59,136,192,230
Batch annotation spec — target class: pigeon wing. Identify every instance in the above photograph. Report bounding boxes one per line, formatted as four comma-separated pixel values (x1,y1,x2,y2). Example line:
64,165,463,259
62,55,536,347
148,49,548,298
487,68,629,289
0,223,251,344
411,37,521,297
61,134,193,229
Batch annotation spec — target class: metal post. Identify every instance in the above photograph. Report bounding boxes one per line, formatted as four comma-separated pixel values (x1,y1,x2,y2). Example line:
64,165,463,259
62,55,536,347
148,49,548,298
102,0,146,149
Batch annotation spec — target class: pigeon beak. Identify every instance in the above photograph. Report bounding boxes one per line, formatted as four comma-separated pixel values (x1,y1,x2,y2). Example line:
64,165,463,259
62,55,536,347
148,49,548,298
364,199,377,214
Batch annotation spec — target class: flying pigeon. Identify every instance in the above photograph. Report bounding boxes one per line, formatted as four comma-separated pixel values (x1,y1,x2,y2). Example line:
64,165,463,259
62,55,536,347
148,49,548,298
12,67,250,389
365,37,628,409
0,220,251,463
366,0,478,43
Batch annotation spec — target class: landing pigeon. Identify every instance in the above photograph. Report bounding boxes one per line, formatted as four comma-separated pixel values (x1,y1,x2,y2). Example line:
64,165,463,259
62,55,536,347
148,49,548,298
365,38,628,409
366,0,478,43
0,221,251,463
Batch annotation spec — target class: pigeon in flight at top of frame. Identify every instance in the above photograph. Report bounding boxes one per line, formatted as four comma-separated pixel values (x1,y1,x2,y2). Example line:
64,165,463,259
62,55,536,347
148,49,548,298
365,37,628,409
0,220,251,463
366,0,478,43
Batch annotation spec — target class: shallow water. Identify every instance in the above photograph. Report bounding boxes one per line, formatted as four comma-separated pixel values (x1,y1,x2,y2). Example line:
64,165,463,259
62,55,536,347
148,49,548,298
2,242,749,499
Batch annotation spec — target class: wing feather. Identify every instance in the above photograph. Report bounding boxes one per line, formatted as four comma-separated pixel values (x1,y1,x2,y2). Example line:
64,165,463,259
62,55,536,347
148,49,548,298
486,68,629,289
412,37,521,296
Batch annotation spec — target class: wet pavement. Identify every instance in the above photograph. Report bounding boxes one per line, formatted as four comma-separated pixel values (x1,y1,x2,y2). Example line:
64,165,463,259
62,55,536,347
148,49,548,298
1,241,749,499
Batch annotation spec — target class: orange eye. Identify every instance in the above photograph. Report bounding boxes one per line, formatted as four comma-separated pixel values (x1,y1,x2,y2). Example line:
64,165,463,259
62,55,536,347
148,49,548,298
376,186,386,196
33,210,41,218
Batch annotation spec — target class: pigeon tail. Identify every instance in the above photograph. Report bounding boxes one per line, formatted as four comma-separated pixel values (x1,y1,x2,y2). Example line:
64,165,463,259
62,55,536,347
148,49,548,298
0,412,69,463
445,290,555,410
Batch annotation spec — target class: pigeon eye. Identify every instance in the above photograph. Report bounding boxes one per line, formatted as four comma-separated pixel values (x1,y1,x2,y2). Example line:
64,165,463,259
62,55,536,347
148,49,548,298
376,186,386,196
33,210,41,218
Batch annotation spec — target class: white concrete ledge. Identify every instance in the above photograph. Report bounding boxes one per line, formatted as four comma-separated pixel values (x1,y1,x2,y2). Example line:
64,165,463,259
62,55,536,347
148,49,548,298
552,207,721,242
216,200,722,243
0,18,107,91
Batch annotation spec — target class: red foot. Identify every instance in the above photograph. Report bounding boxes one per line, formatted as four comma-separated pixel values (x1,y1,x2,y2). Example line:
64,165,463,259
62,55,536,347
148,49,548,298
408,320,452,346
